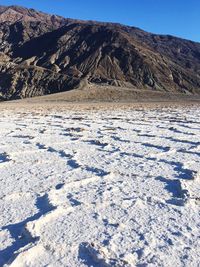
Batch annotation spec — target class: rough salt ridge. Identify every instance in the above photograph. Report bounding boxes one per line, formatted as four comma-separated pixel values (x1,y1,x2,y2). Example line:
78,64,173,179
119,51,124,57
0,105,200,266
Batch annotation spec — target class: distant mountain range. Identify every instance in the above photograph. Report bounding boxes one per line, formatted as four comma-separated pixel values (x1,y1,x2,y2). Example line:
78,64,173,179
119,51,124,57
0,5,200,100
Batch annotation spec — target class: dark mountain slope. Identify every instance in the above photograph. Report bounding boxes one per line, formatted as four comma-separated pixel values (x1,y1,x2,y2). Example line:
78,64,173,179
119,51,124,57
0,5,200,100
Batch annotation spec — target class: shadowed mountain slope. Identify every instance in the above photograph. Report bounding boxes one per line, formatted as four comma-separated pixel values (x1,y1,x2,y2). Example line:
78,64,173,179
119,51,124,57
0,5,200,100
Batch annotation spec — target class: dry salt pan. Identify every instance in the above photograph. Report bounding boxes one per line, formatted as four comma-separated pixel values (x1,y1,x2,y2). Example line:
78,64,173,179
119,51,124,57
0,105,200,266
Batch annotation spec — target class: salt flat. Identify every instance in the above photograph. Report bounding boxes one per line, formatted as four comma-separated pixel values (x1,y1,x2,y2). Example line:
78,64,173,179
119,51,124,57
0,104,200,267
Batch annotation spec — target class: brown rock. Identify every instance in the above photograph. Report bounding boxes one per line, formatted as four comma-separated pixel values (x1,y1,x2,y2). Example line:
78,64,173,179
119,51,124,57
0,5,200,100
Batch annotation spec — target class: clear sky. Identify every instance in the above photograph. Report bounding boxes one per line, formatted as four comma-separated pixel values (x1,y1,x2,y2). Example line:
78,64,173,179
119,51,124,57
1,0,199,42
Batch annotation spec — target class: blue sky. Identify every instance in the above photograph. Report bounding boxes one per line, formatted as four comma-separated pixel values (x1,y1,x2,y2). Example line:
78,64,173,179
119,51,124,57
1,0,199,42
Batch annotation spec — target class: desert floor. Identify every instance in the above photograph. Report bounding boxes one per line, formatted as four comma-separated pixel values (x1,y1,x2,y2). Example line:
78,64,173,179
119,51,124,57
0,101,200,266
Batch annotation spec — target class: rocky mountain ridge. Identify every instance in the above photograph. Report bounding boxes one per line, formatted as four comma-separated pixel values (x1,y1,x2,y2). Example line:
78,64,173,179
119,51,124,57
0,5,200,100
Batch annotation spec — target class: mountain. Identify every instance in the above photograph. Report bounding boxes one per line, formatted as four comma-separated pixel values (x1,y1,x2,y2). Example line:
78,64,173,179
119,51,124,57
0,5,200,100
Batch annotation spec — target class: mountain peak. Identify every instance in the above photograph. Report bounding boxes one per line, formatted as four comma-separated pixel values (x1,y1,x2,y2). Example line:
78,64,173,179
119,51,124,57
0,5,67,26
0,5,200,101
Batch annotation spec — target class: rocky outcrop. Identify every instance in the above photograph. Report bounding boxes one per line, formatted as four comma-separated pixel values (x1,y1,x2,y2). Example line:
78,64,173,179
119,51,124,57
0,5,69,26
0,5,200,100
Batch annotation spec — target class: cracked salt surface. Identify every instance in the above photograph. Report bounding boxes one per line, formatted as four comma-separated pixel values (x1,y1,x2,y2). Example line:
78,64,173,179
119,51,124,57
0,105,200,266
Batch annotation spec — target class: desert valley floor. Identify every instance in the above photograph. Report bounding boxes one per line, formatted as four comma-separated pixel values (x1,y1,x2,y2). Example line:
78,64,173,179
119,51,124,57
0,103,200,267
